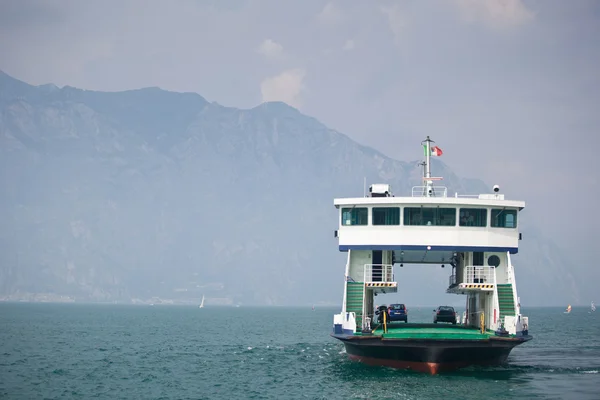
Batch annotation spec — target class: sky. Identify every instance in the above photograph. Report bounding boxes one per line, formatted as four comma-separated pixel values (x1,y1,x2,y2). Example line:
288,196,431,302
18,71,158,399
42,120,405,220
1,0,599,266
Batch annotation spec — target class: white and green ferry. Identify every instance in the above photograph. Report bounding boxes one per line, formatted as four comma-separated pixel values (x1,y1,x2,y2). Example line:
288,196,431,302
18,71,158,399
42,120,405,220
331,136,531,374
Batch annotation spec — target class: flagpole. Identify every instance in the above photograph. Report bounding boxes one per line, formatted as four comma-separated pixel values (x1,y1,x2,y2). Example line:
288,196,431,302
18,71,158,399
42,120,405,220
422,136,434,197
425,136,432,180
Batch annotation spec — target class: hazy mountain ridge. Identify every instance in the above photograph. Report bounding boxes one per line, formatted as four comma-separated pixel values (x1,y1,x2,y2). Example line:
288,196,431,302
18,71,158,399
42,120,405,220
0,71,580,306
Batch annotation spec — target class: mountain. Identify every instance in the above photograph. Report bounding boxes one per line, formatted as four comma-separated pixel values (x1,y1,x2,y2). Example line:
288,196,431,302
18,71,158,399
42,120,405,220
0,70,581,306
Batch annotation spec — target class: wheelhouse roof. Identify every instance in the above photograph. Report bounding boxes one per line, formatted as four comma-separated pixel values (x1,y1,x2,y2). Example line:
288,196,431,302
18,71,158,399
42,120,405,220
334,196,525,210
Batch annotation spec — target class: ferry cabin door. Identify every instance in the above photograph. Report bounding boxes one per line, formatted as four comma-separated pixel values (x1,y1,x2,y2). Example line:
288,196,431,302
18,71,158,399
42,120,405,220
473,252,484,282
467,252,485,327
365,289,375,328
468,295,477,328
372,250,382,282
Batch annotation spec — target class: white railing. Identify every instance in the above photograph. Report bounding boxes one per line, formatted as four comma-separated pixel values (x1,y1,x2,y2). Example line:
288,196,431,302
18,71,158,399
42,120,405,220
506,262,514,284
464,266,495,284
364,264,394,283
411,186,448,198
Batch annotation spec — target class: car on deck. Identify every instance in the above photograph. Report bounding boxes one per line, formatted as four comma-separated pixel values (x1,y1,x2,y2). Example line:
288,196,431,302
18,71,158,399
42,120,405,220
374,305,389,324
433,306,457,324
387,303,408,323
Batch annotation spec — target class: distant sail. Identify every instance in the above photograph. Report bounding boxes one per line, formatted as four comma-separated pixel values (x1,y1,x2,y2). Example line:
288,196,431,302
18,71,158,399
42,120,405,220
199,295,205,309
592,302,596,312
565,304,572,314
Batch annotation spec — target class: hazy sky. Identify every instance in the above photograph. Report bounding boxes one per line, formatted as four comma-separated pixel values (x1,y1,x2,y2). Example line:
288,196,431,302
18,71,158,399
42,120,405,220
1,0,599,259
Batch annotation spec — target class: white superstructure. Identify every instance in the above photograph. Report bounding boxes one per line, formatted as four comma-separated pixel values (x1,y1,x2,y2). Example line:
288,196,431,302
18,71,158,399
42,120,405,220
332,136,529,337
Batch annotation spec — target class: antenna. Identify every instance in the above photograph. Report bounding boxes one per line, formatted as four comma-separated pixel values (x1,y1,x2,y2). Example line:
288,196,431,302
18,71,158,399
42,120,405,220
418,161,426,179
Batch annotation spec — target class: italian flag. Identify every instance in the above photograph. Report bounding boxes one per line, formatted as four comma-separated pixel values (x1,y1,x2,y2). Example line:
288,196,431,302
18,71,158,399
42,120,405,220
423,145,443,156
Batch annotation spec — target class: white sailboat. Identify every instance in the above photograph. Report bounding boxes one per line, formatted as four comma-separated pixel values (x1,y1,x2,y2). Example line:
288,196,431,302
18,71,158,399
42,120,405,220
590,301,596,313
564,304,572,314
199,295,205,309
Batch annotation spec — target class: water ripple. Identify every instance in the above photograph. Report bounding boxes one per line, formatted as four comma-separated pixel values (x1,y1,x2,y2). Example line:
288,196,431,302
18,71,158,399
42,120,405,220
1,304,599,399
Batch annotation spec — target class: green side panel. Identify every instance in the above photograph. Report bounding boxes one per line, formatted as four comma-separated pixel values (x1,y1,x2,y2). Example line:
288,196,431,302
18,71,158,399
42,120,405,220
345,282,364,329
497,284,516,320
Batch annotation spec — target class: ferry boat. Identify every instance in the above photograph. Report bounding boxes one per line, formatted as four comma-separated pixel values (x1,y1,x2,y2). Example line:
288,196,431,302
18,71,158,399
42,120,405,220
331,136,532,374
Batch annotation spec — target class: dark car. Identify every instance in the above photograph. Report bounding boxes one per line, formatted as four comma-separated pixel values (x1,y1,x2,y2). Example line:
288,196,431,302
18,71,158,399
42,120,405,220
433,306,457,324
388,303,408,323
374,305,389,324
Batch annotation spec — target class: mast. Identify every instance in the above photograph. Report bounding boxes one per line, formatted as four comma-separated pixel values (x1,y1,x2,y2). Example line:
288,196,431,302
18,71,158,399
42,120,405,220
421,136,434,197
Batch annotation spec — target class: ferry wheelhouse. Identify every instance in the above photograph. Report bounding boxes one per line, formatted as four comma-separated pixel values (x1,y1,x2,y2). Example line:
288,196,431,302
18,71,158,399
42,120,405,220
331,136,531,374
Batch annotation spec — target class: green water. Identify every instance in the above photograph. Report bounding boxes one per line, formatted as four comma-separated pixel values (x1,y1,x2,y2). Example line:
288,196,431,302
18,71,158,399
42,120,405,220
1,304,599,399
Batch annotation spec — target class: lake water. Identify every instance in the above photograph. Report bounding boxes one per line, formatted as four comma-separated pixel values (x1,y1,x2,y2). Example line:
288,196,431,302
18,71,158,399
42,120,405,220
1,304,599,399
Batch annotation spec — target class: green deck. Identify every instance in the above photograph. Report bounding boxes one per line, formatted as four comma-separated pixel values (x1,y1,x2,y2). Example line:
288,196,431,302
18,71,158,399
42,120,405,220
354,323,494,340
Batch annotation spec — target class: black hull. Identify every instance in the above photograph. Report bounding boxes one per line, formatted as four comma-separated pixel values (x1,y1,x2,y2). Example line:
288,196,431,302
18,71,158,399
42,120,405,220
334,334,532,374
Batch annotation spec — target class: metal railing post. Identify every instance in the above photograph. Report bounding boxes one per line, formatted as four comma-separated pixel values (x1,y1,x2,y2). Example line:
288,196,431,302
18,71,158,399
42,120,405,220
480,312,485,333
383,308,387,333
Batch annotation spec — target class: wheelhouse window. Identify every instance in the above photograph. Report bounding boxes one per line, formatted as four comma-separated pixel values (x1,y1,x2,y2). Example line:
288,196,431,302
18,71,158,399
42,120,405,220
491,209,518,228
372,207,400,225
341,207,368,226
403,207,456,226
459,208,487,227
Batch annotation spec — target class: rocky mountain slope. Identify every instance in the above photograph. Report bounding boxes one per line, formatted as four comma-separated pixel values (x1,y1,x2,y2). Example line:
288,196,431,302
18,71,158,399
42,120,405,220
0,70,580,306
